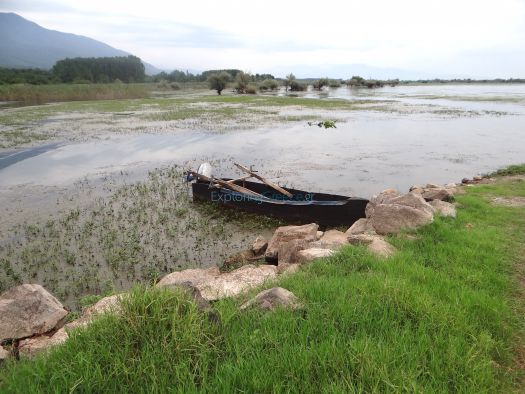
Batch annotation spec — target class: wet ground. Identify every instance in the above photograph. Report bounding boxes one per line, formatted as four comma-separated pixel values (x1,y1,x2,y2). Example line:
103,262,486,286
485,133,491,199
1,84,524,307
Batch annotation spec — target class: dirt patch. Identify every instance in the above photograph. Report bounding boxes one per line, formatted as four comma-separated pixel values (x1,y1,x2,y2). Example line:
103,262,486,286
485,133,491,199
491,196,525,208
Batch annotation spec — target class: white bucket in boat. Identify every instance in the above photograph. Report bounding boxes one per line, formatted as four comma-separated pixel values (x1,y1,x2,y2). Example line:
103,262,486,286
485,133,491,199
197,162,213,178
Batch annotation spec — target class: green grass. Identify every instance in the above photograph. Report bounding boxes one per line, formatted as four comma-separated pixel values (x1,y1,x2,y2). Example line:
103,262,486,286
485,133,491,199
1,176,524,392
491,163,525,177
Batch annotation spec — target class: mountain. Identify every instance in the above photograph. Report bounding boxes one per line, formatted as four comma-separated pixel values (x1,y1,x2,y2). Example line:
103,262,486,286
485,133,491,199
0,13,162,75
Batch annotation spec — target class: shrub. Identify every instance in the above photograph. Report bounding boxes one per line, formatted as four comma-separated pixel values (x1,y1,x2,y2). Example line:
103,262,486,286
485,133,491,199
245,85,257,94
235,71,252,94
290,80,306,91
207,72,231,95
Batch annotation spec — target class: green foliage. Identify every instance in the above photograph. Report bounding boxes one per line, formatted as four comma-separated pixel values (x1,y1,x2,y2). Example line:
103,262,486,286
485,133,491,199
259,79,279,91
308,120,337,128
491,163,525,176
234,71,253,94
313,77,329,90
52,56,145,83
207,72,231,95
284,73,296,91
2,179,524,392
0,68,56,85
290,80,307,91
0,287,222,392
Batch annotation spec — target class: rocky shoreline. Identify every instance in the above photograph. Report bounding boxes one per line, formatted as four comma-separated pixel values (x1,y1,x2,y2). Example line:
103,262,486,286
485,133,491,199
0,174,494,362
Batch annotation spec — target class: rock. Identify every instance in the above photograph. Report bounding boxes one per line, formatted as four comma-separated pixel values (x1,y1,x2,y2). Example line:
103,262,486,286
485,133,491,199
296,248,335,263
277,263,302,275
425,183,441,189
0,346,9,362
445,183,457,188
366,189,400,218
277,239,311,264
318,230,348,249
389,193,434,216
223,249,256,270
240,287,302,311
421,187,453,202
157,265,278,301
409,185,423,192
348,234,396,258
84,294,123,317
251,237,268,256
265,223,319,263
18,327,69,358
369,204,433,235
473,175,483,181
410,187,423,195
0,284,68,342
316,231,324,240
461,178,471,184
346,218,375,235
429,200,457,218
367,238,397,258
347,233,377,245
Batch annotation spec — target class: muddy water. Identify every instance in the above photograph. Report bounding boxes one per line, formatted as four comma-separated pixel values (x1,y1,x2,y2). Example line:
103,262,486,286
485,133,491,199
1,111,523,197
1,84,525,306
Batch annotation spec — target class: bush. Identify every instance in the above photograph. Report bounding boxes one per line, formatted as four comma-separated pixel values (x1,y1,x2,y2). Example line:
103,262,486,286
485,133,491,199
235,71,252,94
313,78,329,90
290,80,307,91
207,72,231,95
245,85,257,94
259,79,279,92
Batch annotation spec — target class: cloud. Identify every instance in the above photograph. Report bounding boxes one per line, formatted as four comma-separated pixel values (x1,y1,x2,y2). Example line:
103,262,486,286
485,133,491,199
1,0,525,77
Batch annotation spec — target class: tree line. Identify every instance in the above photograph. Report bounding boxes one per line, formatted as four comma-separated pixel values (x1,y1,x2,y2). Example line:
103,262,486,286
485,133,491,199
52,56,145,83
0,56,145,84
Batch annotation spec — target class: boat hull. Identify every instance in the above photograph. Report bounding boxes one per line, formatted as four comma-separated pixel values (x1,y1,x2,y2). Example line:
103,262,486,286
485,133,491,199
191,179,368,229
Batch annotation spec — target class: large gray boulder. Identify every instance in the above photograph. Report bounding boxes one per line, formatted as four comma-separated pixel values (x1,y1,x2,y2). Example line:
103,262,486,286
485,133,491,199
296,248,335,263
251,236,268,256
277,239,311,264
0,346,9,362
18,327,69,358
0,284,67,342
365,189,400,218
157,265,278,301
240,287,302,311
364,191,434,235
265,223,319,262
429,200,457,218
347,234,397,258
345,218,375,235
421,187,453,202
318,230,348,249
369,204,433,235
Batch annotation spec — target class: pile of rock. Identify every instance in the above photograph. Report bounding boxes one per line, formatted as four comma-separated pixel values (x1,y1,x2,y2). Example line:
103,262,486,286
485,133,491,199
0,285,124,360
0,180,461,360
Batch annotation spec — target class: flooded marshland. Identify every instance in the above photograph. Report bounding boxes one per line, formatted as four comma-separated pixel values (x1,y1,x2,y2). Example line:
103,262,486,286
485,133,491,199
1,84,524,307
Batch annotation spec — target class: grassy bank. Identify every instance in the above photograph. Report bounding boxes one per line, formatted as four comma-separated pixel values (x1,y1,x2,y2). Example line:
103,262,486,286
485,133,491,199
0,83,150,104
1,170,525,392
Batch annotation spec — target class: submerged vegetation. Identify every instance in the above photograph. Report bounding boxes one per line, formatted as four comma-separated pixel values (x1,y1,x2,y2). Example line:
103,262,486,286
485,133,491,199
0,166,280,308
1,174,525,392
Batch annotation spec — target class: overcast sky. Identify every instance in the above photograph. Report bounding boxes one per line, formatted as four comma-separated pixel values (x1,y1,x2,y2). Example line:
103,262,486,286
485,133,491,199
2,0,525,78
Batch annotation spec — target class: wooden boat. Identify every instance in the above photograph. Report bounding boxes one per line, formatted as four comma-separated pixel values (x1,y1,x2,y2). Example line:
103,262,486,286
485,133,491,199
188,163,369,229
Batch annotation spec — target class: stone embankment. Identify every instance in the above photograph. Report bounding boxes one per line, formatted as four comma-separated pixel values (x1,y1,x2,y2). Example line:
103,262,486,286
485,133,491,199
0,177,472,361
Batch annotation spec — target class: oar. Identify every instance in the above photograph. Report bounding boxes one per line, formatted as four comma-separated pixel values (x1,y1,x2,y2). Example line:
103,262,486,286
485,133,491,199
189,171,264,198
234,163,293,198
